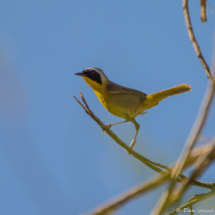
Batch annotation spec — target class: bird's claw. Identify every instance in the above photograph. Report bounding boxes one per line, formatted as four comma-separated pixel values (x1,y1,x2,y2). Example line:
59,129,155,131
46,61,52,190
101,128,107,133
101,124,112,133
124,139,136,155
130,139,136,149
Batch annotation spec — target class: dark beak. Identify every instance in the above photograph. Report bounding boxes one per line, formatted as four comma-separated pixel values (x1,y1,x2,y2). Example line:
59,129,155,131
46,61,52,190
75,73,84,76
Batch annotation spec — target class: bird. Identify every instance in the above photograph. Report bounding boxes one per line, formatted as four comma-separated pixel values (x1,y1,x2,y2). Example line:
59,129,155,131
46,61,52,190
75,67,191,151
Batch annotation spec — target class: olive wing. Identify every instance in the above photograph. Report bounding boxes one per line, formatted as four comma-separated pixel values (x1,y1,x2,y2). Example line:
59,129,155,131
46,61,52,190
106,82,147,111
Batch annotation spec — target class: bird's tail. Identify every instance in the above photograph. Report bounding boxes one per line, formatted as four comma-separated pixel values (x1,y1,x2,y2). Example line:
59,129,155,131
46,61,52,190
143,84,191,109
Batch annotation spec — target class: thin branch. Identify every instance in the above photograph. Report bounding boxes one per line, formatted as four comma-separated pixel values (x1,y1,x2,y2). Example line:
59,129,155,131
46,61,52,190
84,146,215,215
183,0,213,82
171,137,215,204
84,173,170,215
166,190,215,215
74,93,215,215
173,0,215,179
171,83,215,180
73,93,215,189
74,91,215,215
200,0,207,22
76,1,215,214
188,205,194,215
146,81,215,215
73,93,167,175
190,138,215,178
150,1,215,212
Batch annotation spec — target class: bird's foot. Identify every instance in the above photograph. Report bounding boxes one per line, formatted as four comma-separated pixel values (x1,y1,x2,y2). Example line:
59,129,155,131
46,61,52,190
129,139,136,149
101,124,112,133
124,139,136,155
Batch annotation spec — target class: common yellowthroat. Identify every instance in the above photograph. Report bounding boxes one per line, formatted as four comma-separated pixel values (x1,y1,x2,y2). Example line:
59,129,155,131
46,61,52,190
75,68,191,150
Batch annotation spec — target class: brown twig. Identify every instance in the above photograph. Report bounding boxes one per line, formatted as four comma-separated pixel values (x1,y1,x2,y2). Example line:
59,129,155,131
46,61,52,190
73,93,167,175
148,81,215,214
84,173,170,215
170,0,215,181
189,205,194,215
73,93,215,189
170,137,215,204
183,0,213,82
166,190,215,215
74,92,215,215
191,138,215,178
171,83,215,179
150,1,215,213
200,0,207,22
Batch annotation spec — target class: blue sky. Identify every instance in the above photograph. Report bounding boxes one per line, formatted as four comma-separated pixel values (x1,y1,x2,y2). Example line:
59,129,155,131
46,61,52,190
0,1,215,215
